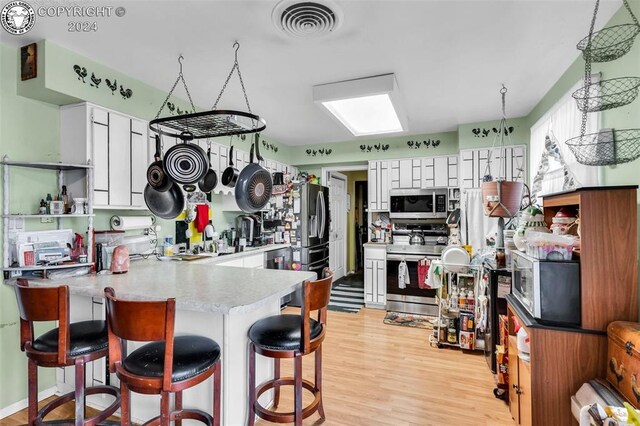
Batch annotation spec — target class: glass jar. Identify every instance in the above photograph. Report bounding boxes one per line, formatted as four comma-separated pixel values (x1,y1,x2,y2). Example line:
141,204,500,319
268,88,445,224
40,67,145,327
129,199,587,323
447,328,457,344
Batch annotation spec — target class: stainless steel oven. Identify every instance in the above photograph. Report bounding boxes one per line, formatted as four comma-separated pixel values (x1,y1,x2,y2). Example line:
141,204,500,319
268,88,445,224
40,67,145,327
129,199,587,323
386,253,439,316
389,188,448,219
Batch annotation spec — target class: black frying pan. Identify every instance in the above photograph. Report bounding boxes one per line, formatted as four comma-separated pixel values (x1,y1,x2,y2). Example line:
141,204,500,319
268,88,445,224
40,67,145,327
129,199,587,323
221,145,239,187
147,135,172,192
198,146,217,192
163,133,209,185
235,134,273,213
144,182,185,219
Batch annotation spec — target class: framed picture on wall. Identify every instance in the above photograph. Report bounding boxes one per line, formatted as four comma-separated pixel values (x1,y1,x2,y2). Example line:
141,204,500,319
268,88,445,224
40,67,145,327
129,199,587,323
20,43,37,81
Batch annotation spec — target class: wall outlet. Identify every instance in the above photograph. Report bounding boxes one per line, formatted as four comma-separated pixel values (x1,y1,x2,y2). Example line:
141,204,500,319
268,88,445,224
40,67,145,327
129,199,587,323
41,217,54,223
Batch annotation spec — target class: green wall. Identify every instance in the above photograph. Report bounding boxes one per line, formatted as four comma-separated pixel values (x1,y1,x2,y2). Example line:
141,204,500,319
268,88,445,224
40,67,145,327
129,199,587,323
0,42,61,410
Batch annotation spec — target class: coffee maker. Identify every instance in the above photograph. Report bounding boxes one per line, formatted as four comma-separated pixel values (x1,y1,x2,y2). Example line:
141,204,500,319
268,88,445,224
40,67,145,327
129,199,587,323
235,214,262,247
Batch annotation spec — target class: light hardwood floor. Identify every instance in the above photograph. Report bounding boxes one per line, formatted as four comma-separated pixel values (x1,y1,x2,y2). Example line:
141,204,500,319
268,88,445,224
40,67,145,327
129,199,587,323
1,307,513,425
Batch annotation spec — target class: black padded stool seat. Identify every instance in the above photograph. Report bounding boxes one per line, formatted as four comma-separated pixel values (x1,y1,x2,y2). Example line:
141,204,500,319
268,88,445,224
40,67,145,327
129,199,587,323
123,335,220,382
32,320,108,357
249,314,323,351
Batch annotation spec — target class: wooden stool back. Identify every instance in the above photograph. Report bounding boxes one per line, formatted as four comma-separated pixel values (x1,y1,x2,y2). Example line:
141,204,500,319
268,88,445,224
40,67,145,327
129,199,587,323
300,268,334,354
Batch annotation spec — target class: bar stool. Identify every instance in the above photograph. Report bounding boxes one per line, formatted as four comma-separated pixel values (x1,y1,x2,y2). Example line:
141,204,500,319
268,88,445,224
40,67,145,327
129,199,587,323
103,287,221,426
14,278,120,425
248,269,333,426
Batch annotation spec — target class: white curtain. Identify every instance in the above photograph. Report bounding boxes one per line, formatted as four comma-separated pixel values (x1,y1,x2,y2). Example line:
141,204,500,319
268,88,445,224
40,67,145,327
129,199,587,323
529,75,601,195
460,188,498,252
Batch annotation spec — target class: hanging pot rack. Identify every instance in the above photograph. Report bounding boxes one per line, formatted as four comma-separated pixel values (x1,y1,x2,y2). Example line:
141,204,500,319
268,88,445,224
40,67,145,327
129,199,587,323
149,42,266,140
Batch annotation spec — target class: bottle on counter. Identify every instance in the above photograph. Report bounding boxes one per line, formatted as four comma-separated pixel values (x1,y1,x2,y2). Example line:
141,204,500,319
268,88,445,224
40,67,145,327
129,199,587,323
467,290,475,310
45,193,52,214
61,185,69,213
459,291,467,310
450,287,459,309
39,199,47,215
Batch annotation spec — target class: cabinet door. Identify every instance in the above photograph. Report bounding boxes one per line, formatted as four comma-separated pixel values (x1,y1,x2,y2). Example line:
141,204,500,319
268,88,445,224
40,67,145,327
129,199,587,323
434,156,448,187
448,156,459,187
398,159,413,188
375,260,386,304
364,259,374,302
422,157,435,188
243,253,264,269
508,336,520,424
379,161,389,211
412,159,422,188
92,120,109,205
518,358,532,426
108,113,132,206
130,130,147,207
368,162,378,211
390,160,400,190
460,150,474,189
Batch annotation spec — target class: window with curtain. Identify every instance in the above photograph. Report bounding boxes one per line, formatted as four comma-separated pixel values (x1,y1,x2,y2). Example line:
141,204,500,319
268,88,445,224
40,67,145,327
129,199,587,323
529,75,601,196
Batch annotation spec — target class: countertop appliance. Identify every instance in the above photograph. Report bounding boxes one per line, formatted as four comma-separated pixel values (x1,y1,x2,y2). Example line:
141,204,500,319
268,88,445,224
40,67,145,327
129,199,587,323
511,250,581,326
389,188,448,219
386,220,447,315
483,266,511,374
289,183,330,306
235,214,262,247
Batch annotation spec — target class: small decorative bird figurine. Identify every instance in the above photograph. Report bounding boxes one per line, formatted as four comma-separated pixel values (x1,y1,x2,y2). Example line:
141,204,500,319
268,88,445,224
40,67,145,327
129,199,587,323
90,73,101,88
382,145,389,151
326,149,332,155
472,128,480,137
482,129,490,137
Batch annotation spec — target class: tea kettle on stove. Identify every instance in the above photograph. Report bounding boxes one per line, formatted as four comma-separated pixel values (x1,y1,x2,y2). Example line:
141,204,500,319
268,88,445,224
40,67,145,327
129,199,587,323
409,230,425,245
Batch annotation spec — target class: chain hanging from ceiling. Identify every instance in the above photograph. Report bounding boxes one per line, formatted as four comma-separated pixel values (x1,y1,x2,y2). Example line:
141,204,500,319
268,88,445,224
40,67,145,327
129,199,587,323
149,42,266,140
565,0,640,166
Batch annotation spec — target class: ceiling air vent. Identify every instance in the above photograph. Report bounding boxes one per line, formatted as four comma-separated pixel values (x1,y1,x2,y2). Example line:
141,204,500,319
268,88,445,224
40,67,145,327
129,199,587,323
272,0,342,38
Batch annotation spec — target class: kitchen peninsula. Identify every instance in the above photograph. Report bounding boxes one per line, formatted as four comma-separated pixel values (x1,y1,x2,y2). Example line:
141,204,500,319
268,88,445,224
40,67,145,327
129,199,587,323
13,254,315,425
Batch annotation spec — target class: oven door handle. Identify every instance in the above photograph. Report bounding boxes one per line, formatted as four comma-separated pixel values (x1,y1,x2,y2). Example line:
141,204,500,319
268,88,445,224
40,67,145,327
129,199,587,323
387,254,426,262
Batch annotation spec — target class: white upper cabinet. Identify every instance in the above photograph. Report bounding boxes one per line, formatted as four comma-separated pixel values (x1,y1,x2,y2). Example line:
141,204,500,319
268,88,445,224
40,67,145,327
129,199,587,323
61,103,150,210
459,145,527,189
390,159,421,189
421,155,458,189
369,160,389,211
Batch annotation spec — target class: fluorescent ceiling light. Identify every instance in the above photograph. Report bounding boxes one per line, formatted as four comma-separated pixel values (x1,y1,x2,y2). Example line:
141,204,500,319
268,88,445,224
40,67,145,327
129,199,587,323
313,74,407,136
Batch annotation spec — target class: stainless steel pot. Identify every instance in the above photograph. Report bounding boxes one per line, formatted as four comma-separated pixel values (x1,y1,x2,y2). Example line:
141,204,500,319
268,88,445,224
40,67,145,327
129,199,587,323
409,231,425,245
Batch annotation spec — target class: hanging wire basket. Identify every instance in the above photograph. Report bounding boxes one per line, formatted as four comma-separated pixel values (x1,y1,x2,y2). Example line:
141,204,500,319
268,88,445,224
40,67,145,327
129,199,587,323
572,77,640,112
577,23,640,62
566,128,640,166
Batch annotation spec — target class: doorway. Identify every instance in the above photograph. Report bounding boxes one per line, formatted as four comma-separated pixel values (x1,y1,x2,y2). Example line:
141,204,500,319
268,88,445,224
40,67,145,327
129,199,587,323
322,165,368,280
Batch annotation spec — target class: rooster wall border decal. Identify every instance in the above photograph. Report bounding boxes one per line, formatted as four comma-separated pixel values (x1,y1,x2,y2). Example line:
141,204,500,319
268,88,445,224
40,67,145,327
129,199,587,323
72,64,134,101
472,127,514,138
306,147,333,157
360,144,389,153
262,139,279,153
407,139,440,149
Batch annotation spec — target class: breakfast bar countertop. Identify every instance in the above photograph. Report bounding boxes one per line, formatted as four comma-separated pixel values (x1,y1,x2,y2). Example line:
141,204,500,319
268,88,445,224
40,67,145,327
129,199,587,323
15,258,316,315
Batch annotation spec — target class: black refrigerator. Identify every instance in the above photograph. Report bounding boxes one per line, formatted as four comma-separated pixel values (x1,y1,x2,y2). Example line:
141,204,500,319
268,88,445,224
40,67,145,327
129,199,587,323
484,267,512,374
287,183,330,306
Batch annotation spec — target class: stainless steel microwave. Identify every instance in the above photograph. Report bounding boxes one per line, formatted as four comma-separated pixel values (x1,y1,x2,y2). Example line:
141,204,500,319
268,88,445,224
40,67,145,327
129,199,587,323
389,188,448,219
511,250,581,326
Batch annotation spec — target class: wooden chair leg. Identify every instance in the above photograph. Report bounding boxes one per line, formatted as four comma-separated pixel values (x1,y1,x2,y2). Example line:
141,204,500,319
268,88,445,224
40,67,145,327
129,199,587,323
248,343,256,426
27,358,37,426
294,355,303,426
273,358,281,409
213,361,221,426
175,390,183,426
74,359,86,426
315,345,325,420
160,391,171,426
121,381,131,426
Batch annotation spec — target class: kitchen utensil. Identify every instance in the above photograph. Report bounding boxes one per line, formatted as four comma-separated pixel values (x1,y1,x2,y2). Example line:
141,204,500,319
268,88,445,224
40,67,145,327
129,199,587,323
409,230,425,245
273,172,284,185
163,132,209,184
441,245,470,273
198,145,218,192
221,145,239,187
143,182,185,219
147,134,172,191
235,134,273,213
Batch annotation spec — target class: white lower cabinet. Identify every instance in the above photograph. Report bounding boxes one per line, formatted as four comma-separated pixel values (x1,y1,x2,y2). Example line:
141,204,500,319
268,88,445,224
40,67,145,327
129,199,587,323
364,245,386,307
216,252,264,269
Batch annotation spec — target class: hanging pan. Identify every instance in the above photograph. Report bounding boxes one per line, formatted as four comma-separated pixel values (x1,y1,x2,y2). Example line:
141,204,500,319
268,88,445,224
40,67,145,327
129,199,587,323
235,133,273,213
221,144,239,187
163,131,209,185
146,135,172,192
198,144,218,193
144,182,185,219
